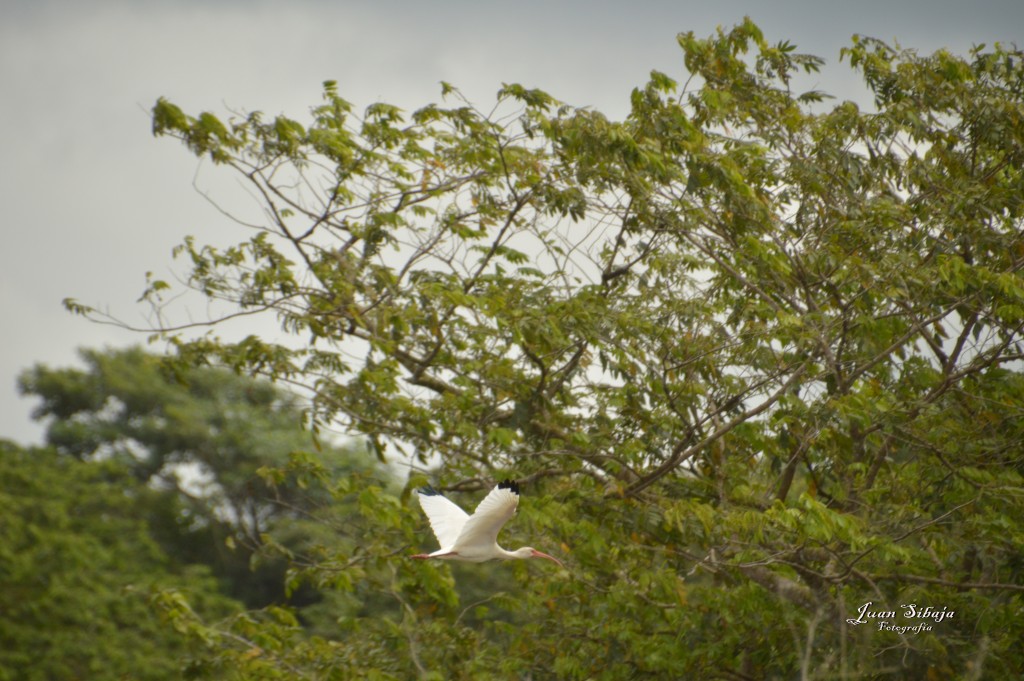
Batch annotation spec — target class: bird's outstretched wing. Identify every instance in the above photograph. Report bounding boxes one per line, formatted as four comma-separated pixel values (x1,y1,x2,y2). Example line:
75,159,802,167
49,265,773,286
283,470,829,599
416,486,470,550
453,479,520,550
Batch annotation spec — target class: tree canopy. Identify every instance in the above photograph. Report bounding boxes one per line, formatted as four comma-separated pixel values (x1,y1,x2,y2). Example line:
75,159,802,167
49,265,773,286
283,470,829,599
68,19,1024,679
0,440,239,681
20,346,356,534
18,347,390,618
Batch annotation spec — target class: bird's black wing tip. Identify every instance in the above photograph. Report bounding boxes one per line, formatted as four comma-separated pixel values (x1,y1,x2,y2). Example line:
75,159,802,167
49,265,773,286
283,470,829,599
418,485,443,497
498,478,520,495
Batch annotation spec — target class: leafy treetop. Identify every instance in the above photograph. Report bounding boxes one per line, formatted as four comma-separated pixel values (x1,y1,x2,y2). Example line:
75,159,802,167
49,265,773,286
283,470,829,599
65,19,1024,679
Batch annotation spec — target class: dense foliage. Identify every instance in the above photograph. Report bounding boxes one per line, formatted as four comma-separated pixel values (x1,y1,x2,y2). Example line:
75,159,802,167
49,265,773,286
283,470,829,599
0,440,238,680
67,19,1024,679
17,347,390,624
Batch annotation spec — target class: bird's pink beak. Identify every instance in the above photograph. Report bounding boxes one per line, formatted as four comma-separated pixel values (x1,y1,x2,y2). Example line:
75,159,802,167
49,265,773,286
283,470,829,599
531,549,565,568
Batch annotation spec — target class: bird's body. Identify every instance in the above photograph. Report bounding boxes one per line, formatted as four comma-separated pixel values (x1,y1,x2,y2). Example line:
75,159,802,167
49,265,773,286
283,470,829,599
411,479,563,567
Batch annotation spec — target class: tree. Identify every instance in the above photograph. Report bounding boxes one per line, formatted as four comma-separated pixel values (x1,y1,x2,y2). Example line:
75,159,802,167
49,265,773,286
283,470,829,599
18,347,389,617
71,19,1024,678
20,346,331,530
0,440,239,680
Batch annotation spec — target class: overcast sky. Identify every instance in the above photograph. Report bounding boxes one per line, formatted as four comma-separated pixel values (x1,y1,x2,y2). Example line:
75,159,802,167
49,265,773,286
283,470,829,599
2,0,1022,445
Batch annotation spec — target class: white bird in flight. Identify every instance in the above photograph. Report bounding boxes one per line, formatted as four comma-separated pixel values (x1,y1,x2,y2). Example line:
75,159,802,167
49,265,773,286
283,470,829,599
411,479,564,567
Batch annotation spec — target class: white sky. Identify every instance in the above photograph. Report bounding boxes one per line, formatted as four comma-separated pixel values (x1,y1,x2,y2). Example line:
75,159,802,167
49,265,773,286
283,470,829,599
2,0,1022,445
